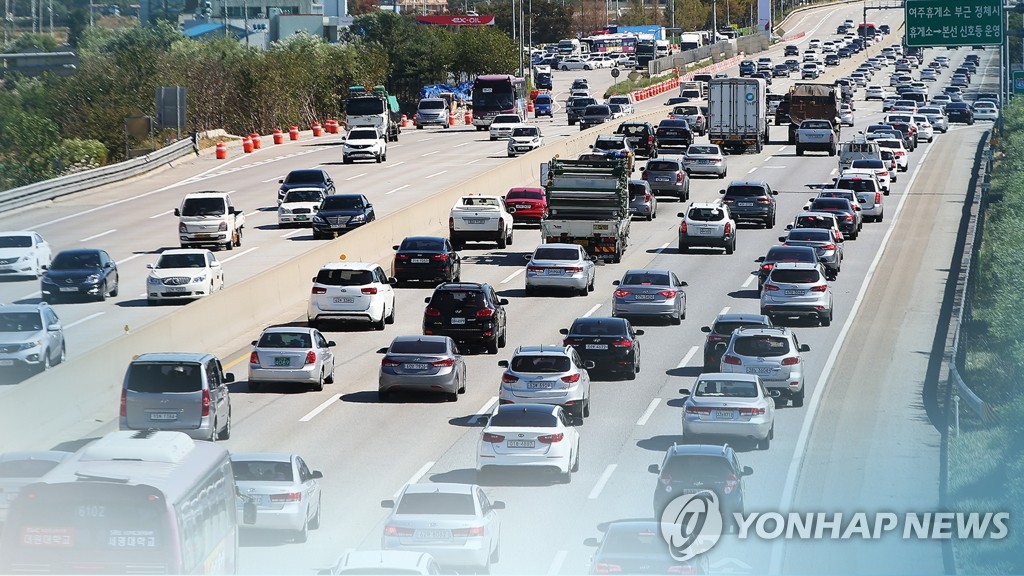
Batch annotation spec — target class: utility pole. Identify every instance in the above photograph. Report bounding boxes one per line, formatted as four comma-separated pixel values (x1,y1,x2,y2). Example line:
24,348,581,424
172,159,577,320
711,0,717,44
244,0,249,46
48,0,52,35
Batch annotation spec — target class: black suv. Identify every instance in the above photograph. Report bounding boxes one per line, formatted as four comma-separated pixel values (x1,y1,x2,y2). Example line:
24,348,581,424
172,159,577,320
278,168,335,203
648,444,752,528
719,181,778,228
701,313,773,371
614,122,658,158
567,97,598,126
784,44,799,56
423,283,508,354
655,119,693,151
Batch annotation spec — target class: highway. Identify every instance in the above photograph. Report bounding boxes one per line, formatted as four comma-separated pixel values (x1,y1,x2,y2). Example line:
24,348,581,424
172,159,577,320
0,3,993,575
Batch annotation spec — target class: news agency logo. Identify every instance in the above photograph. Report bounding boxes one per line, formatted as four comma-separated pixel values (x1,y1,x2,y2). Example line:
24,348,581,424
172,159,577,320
658,491,724,562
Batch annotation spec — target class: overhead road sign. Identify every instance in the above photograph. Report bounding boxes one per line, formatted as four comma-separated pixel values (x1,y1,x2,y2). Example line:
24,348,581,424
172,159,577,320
905,0,1003,47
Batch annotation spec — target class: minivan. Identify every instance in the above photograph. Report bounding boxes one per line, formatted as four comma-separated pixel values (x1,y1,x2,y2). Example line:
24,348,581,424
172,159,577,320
119,353,234,441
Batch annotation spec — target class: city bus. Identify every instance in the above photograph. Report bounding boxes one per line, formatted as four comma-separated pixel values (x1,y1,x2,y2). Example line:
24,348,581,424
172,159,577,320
582,33,640,54
471,74,527,129
0,430,250,574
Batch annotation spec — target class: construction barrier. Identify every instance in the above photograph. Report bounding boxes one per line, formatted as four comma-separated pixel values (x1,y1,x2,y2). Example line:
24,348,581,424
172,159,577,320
401,114,409,128
289,125,299,141
449,112,456,127
242,136,253,153
527,100,535,113
312,122,322,137
272,128,284,145
465,110,473,125
215,142,227,160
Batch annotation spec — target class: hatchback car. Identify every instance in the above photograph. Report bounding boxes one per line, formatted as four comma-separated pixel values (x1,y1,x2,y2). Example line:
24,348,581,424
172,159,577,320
680,373,775,449
312,194,376,239
761,262,834,326
560,316,643,379
0,303,65,372
248,326,336,392
720,181,778,228
628,179,658,221
701,313,773,371
755,245,819,291
498,345,592,417
488,113,522,140
145,249,224,304
504,187,547,224
584,520,711,575
478,403,580,482
641,157,690,199
719,327,810,406
682,144,727,178
779,227,842,279
678,202,736,254
612,269,687,324
40,248,119,303
524,243,596,296
378,335,466,401
0,231,50,278
648,444,752,524
507,125,543,157
278,168,335,203
0,451,72,522
307,261,396,330
231,452,323,542
393,236,461,285
423,283,508,354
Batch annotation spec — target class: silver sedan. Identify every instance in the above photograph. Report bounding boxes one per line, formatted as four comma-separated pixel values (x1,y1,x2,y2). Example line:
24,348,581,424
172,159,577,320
611,269,687,324
680,373,776,449
378,335,467,402
682,144,727,178
524,243,596,296
230,452,323,543
248,326,336,392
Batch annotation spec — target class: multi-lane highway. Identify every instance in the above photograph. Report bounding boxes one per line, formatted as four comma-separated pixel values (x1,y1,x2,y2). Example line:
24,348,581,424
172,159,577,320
0,3,995,574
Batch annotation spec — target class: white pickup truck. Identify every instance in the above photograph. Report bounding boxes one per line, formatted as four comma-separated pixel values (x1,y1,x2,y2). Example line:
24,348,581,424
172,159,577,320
175,191,245,251
449,195,515,249
795,119,838,156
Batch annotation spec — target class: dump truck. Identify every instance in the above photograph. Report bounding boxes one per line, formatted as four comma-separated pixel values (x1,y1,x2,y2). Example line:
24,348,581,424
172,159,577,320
541,157,631,263
344,85,401,142
783,83,841,144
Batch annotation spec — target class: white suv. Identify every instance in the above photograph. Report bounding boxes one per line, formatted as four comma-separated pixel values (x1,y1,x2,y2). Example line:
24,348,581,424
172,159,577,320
307,262,396,330
343,127,387,164
498,345,593,419
760,262,834,326
677,202,736,254
145,249,224,304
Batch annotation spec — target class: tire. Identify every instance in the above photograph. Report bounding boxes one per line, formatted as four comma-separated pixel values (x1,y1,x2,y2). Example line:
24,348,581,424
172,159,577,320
110,281,119,297
792,386,805,407
312,371,324,392
385,301,396,324
583,398,591,418
671,311,682,325
294,516,309,543
249,382,261,393
372,309,386,331
343,156,352,164
795,147,804,156
38,348,52,373
309,498,321,530
497,233,507,249
678,243,689,252
57,342,66,365
217,410,232,440
718,171,726,179
378,390,391,402
446,392,458,402
375,154,382,163
725,238,735,255
324,367,334,384
759,429,772,450
490,539,501,564
498,327,507,348
487,339,499,355
822,309,833,326
625,367,636,380
97,282,107,302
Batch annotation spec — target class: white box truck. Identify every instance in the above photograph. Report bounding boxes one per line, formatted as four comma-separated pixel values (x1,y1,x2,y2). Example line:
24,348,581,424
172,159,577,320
707,77,769,154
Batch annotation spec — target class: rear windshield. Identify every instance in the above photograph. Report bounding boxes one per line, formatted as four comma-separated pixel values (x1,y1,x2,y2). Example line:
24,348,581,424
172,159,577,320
688,207,725,222
321,196,363,210
348,129,378,140
506,190,543,201
788,229,832,241
284,170,324,184
725,185,767,198
713,320,767,335
687,145,718,155
126,363,203,393
399,238,445,251
836,179,876,192
257,332,312,348
430,290,487,310
602,526,670,555
770,268,822,284
569,319,627,336
673,106,700,115
512,127,538,137
396,493,475,515
795,216,834,228
584,106,610,115
851,160,884,169
621,272,670,286
593,139,624,151
389,339,448,355
510,355,571,373
765,247,816,263
315,269,375,286
733,335,791,357
232,460,293,482
801,120,832,130
646,161,681,172
811,199,851,210
663,455,733,480
0,236,31,248
629,183,648,197
616,124,649,136
694,378,759,398
0,459,62,478
534,247,579,261
489,409,557,427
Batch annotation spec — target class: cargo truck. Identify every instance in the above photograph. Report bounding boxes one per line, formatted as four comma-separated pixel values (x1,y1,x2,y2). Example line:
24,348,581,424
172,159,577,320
541,157,631,263
783,83,841,144
345,85,401,142
707,77,769,153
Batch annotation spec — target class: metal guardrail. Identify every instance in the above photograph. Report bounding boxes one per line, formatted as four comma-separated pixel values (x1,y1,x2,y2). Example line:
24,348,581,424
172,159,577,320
0,134,198,213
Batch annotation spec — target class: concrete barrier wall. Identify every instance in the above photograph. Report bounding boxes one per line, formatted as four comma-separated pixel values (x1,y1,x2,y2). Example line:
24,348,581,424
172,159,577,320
1,108,671,453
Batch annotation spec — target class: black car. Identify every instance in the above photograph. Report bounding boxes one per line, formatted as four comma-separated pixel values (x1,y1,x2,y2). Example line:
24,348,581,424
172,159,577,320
885,122,918,150
739,60,756,76
392,236,460,285
701,313,773,370
663,96,690,106
41,248,119,303
614,122,658,158
784,58,801,72
837,47,852,58
654,119,693,151
879,24,891,34
580,105,613,130
772,64,790,77
954,66,972,81
774,98,790,125
423,282,507,354
756,245,818,290
806,198,860,239
945,102,975,125
560,316,643,379
566,97,598,126
784,44,799,56
755,70,772,85
649,444,752,528
825,54,840,66
719,181,778,228
584,520,710,575
278,169,335,203
312,194,375,239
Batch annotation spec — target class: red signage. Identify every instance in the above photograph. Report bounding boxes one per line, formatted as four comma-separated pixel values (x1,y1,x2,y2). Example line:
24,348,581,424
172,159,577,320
416,15,495,26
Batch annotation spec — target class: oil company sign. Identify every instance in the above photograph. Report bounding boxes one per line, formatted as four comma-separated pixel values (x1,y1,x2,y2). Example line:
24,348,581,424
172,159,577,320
416,15,495,26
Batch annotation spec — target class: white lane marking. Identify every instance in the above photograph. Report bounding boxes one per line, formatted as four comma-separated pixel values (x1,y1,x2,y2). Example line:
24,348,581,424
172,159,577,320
656,241,669,253
79,229,115,242
390,161,406,168
468,396,499,425
345,173,367,181
467,158,482,165
777,146,790,154
65,312,105,329
417,138,435,143
747,167,757,174
219,246,259,264
500,269,524,284
830,168,838,176
454,142,473,148
719,306,731,316
17,291,41,301
582,303,602,318
588,464,617,499
547,551,568,576
389,144,403,148
677,345,699,369
261,175,283,183
280,228,305,238
421,150,439,157
742,273,756,289
386,185,410,195
763,155,773,162
298,393,342,422
115,253,148,265
244,210,261,218
149,210,173,219
425,170,447,179
767,145,933,575
393,461,436,499
636,398,661,426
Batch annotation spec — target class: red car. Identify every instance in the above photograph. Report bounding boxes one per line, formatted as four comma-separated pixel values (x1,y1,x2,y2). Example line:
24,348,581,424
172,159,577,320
504,187,547,224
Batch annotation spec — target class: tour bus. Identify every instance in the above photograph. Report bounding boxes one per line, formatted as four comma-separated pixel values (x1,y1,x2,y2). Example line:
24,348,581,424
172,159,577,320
0,430,253,574
471,74,527,129
582,33,640,54
557,38,582,57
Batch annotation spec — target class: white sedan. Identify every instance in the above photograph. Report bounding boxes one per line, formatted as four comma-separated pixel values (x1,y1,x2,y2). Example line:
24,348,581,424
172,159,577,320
478,403,580,483
0,231,51,278
559,57,593,71
864,86,892,100
145,249,225,304
278,187,327,227
680,373,776,449
506,125,543,157
588,55,616,69
973,101,999,121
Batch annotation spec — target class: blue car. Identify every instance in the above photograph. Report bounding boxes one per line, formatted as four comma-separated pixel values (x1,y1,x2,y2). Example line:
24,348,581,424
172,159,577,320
534,94,554,118
739,60,756,77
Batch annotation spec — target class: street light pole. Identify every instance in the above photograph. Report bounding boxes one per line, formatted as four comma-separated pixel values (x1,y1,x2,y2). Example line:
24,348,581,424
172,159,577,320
712,0,717,44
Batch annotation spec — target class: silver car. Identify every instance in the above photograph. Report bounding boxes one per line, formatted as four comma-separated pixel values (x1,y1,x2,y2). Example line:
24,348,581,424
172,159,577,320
231,452,323,543
718,327,810,406
779,227,842,279
682,144,727,178
524,243,596,296
248,326,337,392
0,451,72,522
919,107,948,133
641,157,691,199
612,269,687,324
0,303,65,372
680,373,776,449
378,335,466,402
498,345,593,418
760,262,834,326
628,179,657,221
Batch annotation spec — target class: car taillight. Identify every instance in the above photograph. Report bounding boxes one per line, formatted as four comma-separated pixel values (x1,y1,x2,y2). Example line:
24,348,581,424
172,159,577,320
431,253,449,261
810,284,828,292
648,135,654,145
611,339,632,348
201,388,210,417
270,492,302,502
761,263,775,272
249,351,259,364
782,356,801,365
502,374,519,384
641,171,649,181
476,308,496,318
757,197,771,204
483,432,505,443
645,192,652,202
845,214,854,221
305,351,316,364
498,217,504,229
724,473,738,494
563,338,582,346
823,243,836,250
875,192,882,204
676,171,684,183
538,433,564,443
119,389,126,417
614,289,631,298
452,526,486,537
668,564,699,575
724,222,732,235
362,287,378,295
679,221,687,234
448,217,455,229
658,290,677,298
763,284,780,291
424,307,441,317
312,286,327,294
432,358,455,367
561,373,581,383
722,355,742,365
395,254,410,262
385,525,416,536
686,405,712,414
527,266,545,272
564,266,584,273
382,358,401,367
594,563,623,574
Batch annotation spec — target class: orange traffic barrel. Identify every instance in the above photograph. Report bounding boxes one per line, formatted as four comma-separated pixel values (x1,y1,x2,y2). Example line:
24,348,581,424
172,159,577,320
289,125,299,141
215,142,227,159
273,128,284,144
242,137,253,153
312,122,322,137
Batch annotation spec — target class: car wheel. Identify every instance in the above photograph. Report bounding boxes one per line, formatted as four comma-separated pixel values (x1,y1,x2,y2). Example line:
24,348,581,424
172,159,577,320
324,365,335,384
313,371,324,392
487,339,499,355
294,516,309,543
309,498,321,530
792,386,806,407
577,285,588,297
497,233,507,249
385,301,396,324
671,310,682,325
625,367,637,380
38,349,52,373
373,309,386,331
759,429,772,450
58,342,66,365
583,398,591,418
446,391,458,402
375,154,382,163
109,281,119,297
249,382,261,393
97,282,107,302
217,410,232,440
498,327,507,348
726,238,736,255
588,274,595,292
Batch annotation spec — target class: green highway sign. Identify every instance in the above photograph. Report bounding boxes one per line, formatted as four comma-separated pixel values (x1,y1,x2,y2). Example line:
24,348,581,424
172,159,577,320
1014,71,1024,95
905,0,1003,47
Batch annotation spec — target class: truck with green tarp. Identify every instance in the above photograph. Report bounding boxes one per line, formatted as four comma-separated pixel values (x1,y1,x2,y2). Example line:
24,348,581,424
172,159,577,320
541,156,631,263
344,85,401,142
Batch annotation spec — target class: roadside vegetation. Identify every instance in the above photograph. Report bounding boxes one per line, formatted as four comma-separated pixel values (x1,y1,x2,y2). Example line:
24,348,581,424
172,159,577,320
949,99,1024,574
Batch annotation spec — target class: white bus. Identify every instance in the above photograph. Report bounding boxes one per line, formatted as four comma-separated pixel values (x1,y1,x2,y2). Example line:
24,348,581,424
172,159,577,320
557,38,582,57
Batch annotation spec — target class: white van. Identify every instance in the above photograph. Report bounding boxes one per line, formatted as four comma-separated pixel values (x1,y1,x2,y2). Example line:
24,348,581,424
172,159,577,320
838,139,881,171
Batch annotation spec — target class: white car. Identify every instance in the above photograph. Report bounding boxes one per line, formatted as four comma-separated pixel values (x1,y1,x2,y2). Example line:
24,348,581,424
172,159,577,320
607,95,634,115
498,345,593,418
680,373,776,449
920,68,938,81
278,187,327,226
973,101,999,121
342,127,387,164
864,86,891,100
145,249,225,304
559,57,593,71
876,139,909,171
307,261,396,330
489,114,522,141
248,326,336,392
507,125,543,157
230,452,323,543
0,231,51,278
912,115,935,142
477,403,580,482
839,104,854,127
588,55,616,69
321,551,443,575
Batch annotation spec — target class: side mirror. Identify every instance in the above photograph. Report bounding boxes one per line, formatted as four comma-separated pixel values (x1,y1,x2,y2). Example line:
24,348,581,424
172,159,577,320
679,388,691,395
800,344,811,352
377,347,389,354
678,281,688,287
772,190,779,195
635,329,645,336
311,470,324,479
585,361,596,369
327,341,337,347
719,189,726,194
40,264,47,271
499,299,509,305
47,323,61,331
648,464,660,474
251,340,258,346
755,256,765,263
243,501,257,525
104,262,113,269
381,499,395,509
392,245,400,251
884,190,890,196
837,236,845,243
803,206,810,211
173,208,181,216
584,537,600,547
424,297,432,303
146,263,155,269
741,465,754,476
498,360,510,368
677,212,686,218
224,373,235,383
612,279,621,286
388,277,398,285
491,500,506,510
278,179,284,184
786,224,793,230
779,236,787,242
714,342,727,352
809,197,817,202
559,328,569,335
312,277,317,282
700,326,711,333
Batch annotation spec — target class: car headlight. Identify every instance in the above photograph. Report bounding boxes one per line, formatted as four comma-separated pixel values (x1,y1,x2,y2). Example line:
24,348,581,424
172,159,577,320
192,274,207,283
350,214,365,223
279,207,292,214
85,274,100,283
147,275,162,285
17,340,41,351
313,215,327,223
40,275,55,284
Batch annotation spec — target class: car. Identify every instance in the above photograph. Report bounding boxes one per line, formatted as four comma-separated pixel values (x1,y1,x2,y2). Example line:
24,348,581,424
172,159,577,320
489,113,522,140
954,66,972,81
580,105,613,130
40,248,119,303
505,187,547,224
719,326,810,405
589,54,615,68
755,70,773,85
278,187,327,227
681,144,727,178
779,227,842,279
920,68,937,81
533,93,554,117
497,345,593,417
381,483,503,572
950,74,969,87
767,93,785,116
881,97,899,112
423,282,507,354
919,107,949,133
801,63,820,79
0,231,50,278
641,157,690,199
583,519,711,575
278,168,335,203
506,125,543,157
611,269,687,324
850,158,893,191
478,403,580,482
566,96,598,125
628,179,658,221
668,104,706,135
678,202,736,254
879,148,899,176
760,261,834,326
738,60,756,76
0,451,72,522
393,236,461,285
654,119,693,151
607,95,635,115
648,444,752,525
700,313,773,371
614,121,658,158
832,173,884,222
145,249,224,304
307,261,396,330
571,78,590,90
911,114,935,142
524,243,596,296
415,97,450,128
0,303,65,372
318,551,443,575
975,92,1001,107
680,373,776,449
377,335,466,401
342,126,387,164
945,102,974,125
312,193,376,239
825,54,840,66
784,58,801,72
772,63,791,77
784,44,799,56
883,121,918,150
560,57,593,70
973,101,999,121
839,103,854,126
806,197,861,239
720,181,778,228
560,316,643,378
247,326,336,392
590,134,636,163
756,245,819,291
663,96,691,106
875,139,910,171
230,452,323,543
930,95,952,108
808,38,821,50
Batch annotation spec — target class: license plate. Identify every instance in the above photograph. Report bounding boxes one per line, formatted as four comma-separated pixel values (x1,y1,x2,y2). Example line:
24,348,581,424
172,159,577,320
527,382,553,389
593,224,610,231
634,294,656,300
545,269,562,276
699,228,716,235
451,318,466,325
149,413,178,420
411,258,430,264
517,146,531,151
515,204,531,209
0,360,13,366
784,289,805,296
699,159,712,164
655,177,670,182
738,202,754,207
404,363,430,370
467,219,486,225
196,234,215,238
295,215,308,221
746,367,773,375
507,440,536,448
164,286,186,292
59,287,78,292
274,357,291,367
713,410,738,420
585,344,608,350
415,529,452,540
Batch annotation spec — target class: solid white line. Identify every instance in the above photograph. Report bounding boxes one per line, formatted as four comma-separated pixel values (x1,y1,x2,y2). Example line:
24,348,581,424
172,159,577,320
345,172,367,181
454,141,473,148
261,175,283,183
767,146,933,575
149,210,173,219
425,170,447,179
219,246,259,264
298,393,341,422
719,306,731,316
467,158,482,165
636,398,661,426
79,229,115,242
244,210,260,217
393,461,436,499
741,273,756,288
582,303,602,318
677,345,699,369
500,269,524,284
386,184,410,195
280,228,304,238
547,551,569,576
777,146,790,154
65,312,105,329
417,138,435,143
115,253,148,265
588,464,617,499
747,167,757,174
390,161,405,168
763,155,773,162
468,396,499,425
830,168,838,176
17,291,41,301
421,150,439,157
